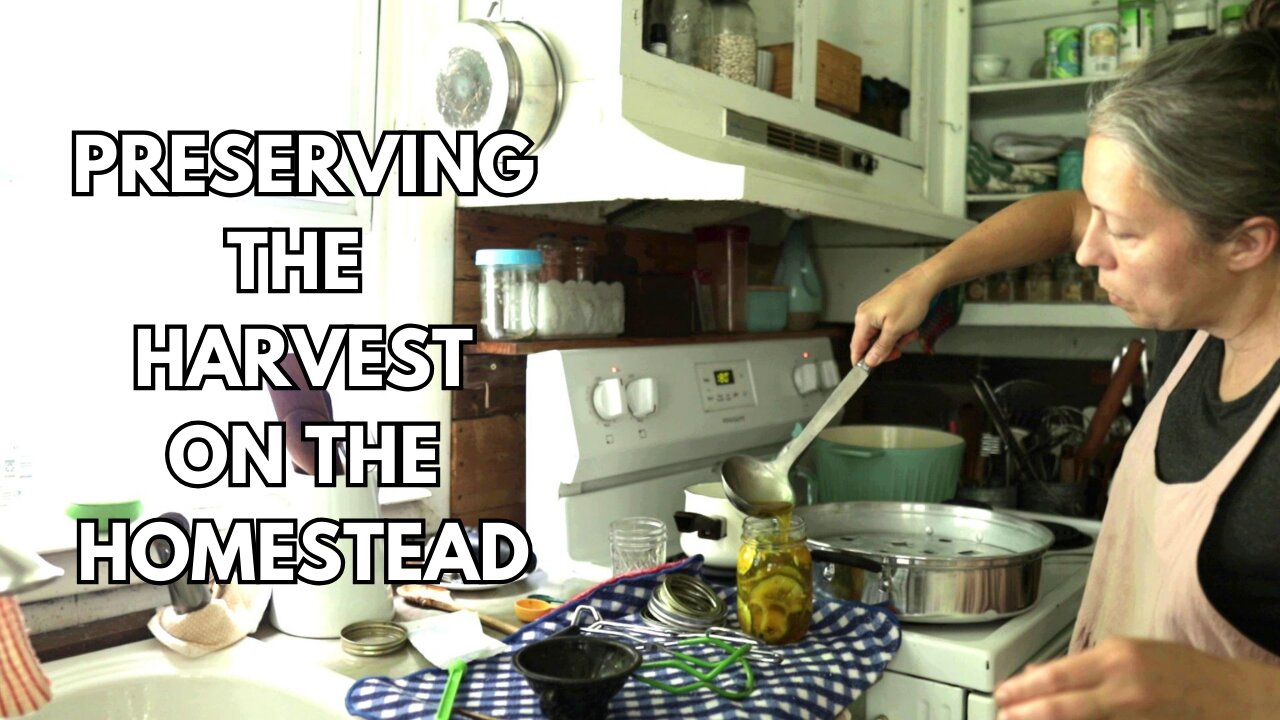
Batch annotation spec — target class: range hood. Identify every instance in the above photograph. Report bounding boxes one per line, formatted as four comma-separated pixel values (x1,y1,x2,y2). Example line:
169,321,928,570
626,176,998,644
437,1,974,239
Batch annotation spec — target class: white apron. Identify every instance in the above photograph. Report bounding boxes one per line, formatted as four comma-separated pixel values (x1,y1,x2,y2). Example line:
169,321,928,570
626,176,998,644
1070,331,1280,663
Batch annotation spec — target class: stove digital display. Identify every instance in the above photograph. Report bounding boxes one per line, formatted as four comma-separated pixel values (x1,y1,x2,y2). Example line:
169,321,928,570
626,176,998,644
713,369,735,386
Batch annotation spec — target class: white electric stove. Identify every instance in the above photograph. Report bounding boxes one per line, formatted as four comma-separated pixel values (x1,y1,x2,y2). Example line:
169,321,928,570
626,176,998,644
525,338,1098,719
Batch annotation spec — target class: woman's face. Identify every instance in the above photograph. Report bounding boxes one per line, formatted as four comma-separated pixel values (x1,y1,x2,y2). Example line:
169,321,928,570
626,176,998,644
1077,135,1230,330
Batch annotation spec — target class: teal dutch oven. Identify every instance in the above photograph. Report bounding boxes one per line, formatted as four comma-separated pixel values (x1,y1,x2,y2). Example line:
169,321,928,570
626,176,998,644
794,424,965,505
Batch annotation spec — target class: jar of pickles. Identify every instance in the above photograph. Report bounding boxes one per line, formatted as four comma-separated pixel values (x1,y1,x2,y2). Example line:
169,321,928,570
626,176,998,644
736,515,812,645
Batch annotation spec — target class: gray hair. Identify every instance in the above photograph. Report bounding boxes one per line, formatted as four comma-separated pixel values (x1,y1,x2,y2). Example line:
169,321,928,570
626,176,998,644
1087,30,1280,243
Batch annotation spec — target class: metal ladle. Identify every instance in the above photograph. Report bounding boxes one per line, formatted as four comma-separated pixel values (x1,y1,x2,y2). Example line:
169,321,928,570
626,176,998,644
720,361,873,517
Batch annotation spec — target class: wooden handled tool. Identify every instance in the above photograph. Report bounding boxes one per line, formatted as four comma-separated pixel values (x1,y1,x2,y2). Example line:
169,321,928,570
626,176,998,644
397,584,522,636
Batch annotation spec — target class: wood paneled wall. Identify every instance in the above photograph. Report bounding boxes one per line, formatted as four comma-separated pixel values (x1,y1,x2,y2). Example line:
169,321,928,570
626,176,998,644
450,210,695,526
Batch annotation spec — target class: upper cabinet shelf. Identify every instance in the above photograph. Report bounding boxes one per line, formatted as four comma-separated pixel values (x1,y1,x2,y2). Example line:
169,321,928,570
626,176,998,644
969,74,1123,118
960,303,1134,328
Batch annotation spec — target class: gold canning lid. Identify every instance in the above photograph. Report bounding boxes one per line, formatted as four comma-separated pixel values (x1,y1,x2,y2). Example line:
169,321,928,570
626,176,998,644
340,621,408,657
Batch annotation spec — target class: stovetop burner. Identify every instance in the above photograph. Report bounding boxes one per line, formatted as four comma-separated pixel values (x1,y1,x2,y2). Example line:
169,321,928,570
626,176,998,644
1037,520,1093,551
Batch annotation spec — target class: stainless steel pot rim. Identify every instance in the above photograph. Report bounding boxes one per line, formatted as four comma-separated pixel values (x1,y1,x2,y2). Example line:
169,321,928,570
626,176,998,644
808,539,1049,570
799,500,1055,569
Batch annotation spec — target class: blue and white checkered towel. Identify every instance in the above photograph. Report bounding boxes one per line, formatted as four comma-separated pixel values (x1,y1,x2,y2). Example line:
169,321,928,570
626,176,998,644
347,558,901,719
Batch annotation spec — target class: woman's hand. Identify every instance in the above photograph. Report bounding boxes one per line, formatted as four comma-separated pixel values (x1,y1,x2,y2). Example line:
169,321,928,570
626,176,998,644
849,270,934,366
994,637,1280,719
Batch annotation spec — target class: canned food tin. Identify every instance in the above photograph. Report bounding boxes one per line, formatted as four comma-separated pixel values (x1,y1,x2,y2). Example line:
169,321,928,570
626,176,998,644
1046,26,1082,79
1083,22,1120,76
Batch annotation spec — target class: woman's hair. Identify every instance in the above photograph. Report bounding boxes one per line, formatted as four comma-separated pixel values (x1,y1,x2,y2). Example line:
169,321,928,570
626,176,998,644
1088,3,1280,242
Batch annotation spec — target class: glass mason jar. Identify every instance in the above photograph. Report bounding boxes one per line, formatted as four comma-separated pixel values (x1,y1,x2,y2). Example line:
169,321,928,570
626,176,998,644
475,249,542,341
697,0,757,85
668,0,708,66
736,515,812,645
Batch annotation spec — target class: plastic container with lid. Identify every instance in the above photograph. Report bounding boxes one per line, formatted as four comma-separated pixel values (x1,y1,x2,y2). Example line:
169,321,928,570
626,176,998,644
475,249,542,341
1166,0,1215,42
1221,4,1248,36
698,0,757,85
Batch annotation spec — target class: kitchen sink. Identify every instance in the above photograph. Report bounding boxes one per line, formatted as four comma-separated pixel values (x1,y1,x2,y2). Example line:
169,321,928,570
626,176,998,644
37,637,354,719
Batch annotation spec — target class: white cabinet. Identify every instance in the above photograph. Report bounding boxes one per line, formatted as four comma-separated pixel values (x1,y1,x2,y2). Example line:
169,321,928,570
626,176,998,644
451,0,974,239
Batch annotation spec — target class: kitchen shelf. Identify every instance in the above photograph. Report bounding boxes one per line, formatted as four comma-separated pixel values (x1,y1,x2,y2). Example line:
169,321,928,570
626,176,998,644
969,74,1123,118
468,327,847,356
966,193,1037,203
960,302,1134,328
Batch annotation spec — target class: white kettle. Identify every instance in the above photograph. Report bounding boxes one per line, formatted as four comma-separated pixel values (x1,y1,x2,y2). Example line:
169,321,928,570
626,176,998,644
267,469,394,638
674,482,747,570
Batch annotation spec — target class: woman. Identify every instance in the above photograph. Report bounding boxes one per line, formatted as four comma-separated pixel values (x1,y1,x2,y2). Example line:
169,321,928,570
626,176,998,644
851,5,1280,719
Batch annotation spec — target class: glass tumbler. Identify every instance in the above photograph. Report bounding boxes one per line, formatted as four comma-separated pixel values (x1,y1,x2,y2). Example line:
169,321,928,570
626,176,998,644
609,517,668,576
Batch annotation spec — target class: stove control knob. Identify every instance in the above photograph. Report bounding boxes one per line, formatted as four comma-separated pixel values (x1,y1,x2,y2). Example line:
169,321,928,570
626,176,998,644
591,378,626,420
819,360,841,390
626,377,658,419
792,362,819,395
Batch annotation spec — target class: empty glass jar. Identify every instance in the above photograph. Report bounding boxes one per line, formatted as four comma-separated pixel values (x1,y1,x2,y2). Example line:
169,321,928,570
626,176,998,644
610,517,668,576
475,249,542,341
668,0,708,65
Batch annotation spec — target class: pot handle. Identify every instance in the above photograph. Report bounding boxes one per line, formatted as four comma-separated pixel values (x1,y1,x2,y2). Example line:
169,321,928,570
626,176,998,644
810,549,896,603
810,548,882,573
673,511,726,541
825,446,884,459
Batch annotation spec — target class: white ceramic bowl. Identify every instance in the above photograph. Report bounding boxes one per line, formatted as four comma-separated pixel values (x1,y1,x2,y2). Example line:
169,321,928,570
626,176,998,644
972,53,1010,83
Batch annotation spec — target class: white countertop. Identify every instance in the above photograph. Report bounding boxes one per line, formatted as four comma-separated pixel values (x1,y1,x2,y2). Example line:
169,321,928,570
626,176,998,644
252,569,600,682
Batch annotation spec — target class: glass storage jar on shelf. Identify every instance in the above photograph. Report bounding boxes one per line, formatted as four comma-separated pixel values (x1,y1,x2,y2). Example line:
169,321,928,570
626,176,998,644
737,515,812,645
533,233,568,283
1057,258,1087,302
1024,261,1055,303
569,235,595,282
987,269,1020,302
1091,267,1110,304
475,249,542,341
668,0,708,66
698,0,757,86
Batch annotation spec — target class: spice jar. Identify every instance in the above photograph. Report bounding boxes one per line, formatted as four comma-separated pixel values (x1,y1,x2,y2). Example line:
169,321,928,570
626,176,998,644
737,515,812,645
475,249,542,341
1091,267,1110,304
1057,258,1086,302
569,235,595,282
533,233,567,283
1024,261,1055,302
966,277,989,302
698,0,757,85
987,269,1019,302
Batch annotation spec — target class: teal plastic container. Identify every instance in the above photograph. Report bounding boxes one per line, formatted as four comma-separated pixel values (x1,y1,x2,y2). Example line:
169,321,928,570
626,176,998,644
745,286,788,332
1058,148,1084,190
795,425,964,505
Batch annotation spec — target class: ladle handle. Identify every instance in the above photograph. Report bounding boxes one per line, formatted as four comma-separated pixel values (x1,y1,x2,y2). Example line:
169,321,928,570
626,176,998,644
776,361,872,470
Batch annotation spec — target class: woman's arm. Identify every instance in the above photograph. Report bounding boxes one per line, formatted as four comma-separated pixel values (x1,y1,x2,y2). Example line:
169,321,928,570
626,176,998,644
850,190,1092,365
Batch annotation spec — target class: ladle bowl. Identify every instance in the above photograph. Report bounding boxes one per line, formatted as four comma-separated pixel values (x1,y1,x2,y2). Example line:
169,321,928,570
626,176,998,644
721,361,872,517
